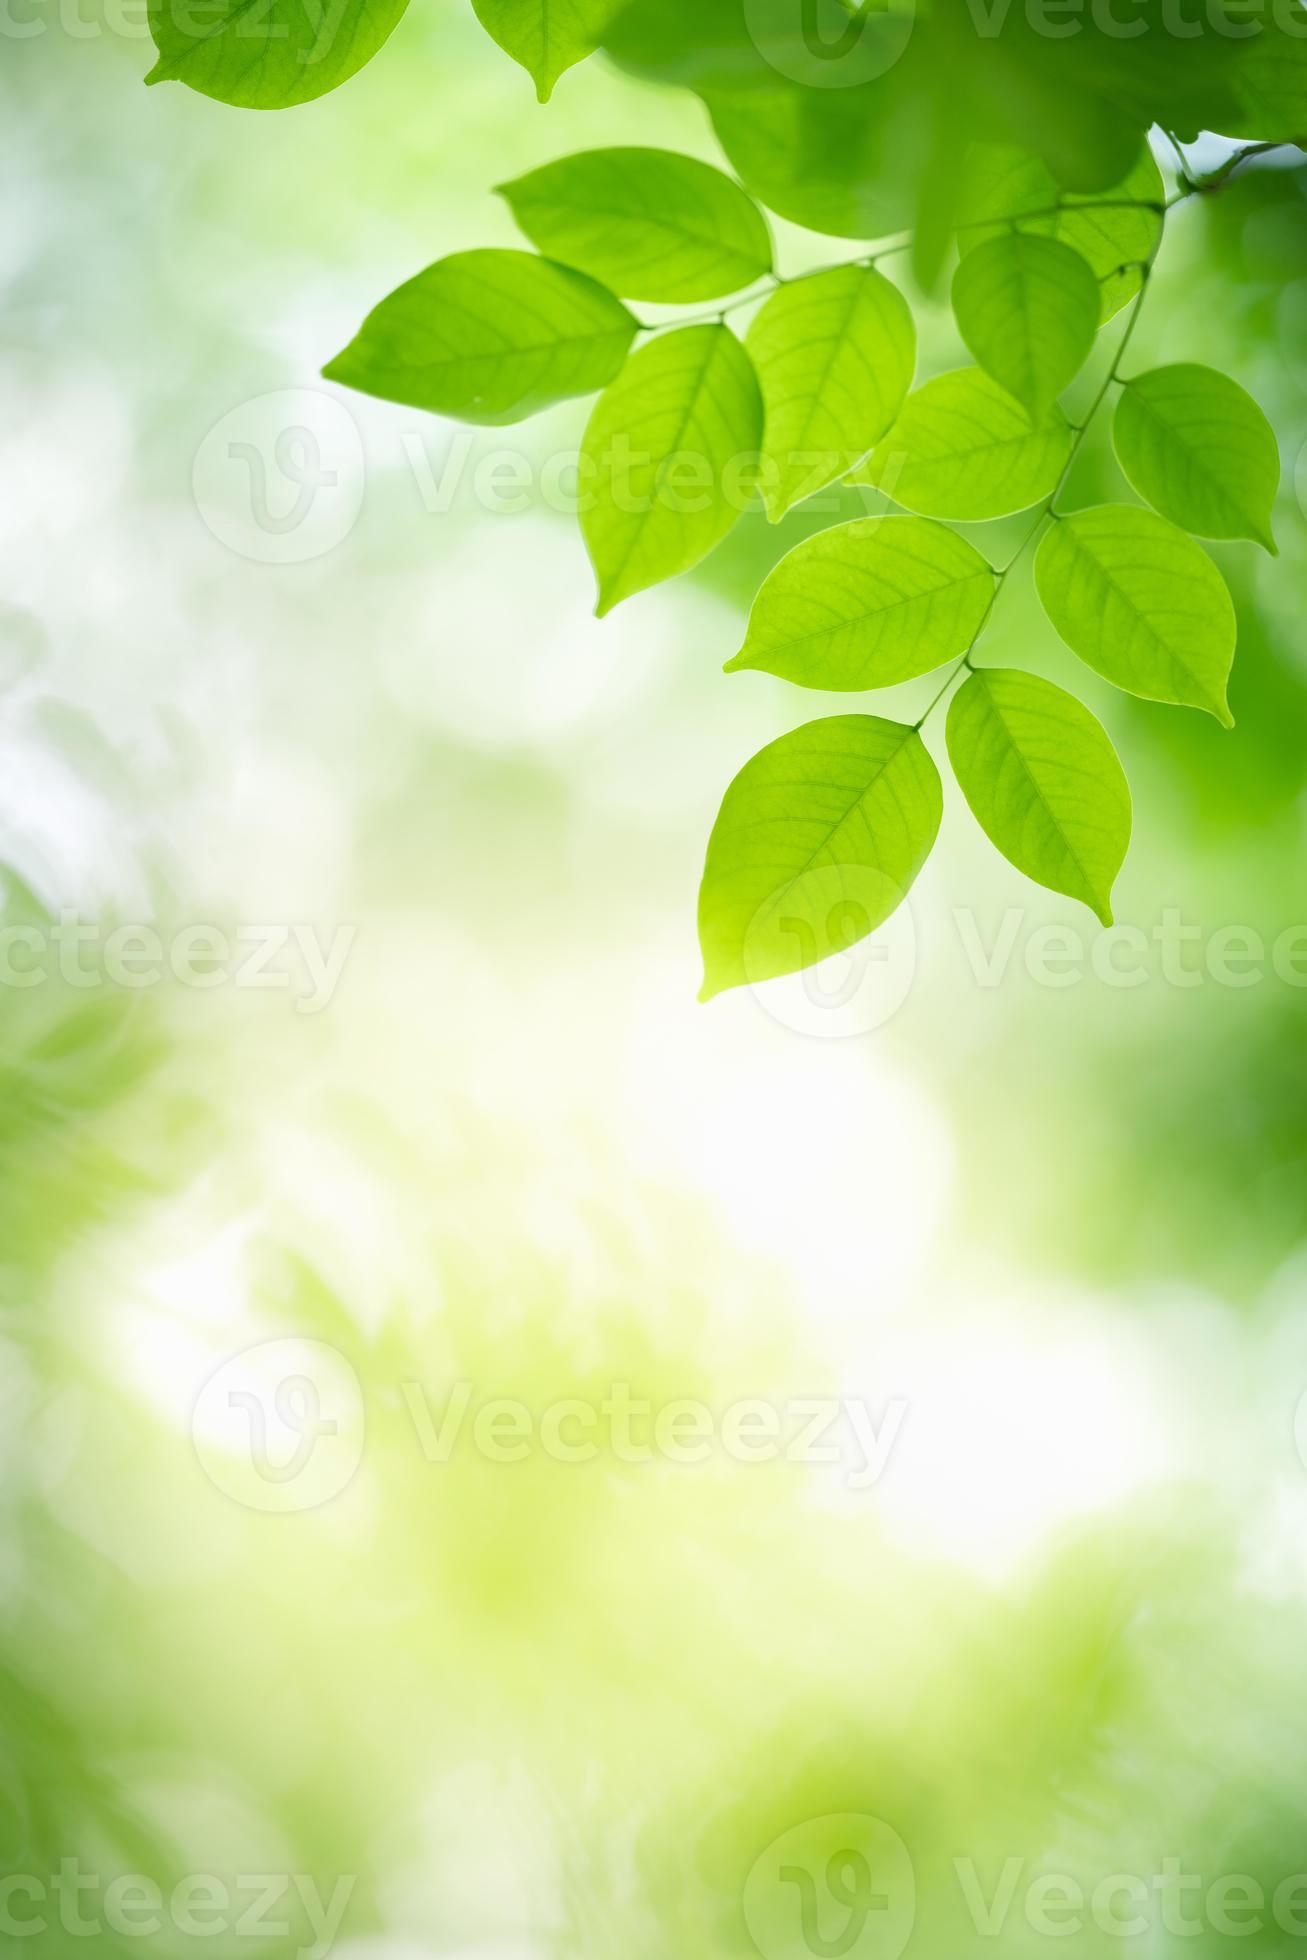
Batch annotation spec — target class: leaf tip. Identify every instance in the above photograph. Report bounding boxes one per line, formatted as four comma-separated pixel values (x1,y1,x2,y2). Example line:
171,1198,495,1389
722,650,750,674
143,55,167,84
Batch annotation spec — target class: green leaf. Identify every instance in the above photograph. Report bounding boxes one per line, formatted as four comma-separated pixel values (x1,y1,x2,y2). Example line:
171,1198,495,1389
1225,4,1307,141
697,715,942,1000
704,79,918,243
322,251,637,426
952,233,1100,422
746,265,916,524
145,0,408,105
852,368,1072,521
1035,505,1236,726
957,143,1165,324
580,324,763,615
1113,364,1280,553
947,667,1131,925
497,149,771,303
471,0,626,100
727,516,993,692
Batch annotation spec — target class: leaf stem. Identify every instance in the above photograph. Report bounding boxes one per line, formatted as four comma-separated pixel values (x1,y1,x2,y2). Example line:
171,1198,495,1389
635,132,1287,719
1181,140,1297,196
634,194,1168,337
913,256,1155,730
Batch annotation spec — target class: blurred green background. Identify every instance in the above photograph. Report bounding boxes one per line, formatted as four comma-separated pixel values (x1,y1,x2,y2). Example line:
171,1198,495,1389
3,4,1307,1955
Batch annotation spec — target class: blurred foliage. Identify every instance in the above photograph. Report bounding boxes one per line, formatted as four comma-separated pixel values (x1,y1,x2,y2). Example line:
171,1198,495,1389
4,0,1307,1953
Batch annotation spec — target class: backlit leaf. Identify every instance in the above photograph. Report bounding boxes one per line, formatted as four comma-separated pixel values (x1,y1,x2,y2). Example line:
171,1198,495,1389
947,666,1131,924
471,0,627,100
952,232,1100,422
958,143,1165,324
727,516,993,691
698,715,942,999
704,81,918,242
853,368,1072,521
580,324,763,615
322,251,637,425
1113,363,1279,552
145,0,408,105
498,149,772,303
1035,505,1236,724
746,265,916,523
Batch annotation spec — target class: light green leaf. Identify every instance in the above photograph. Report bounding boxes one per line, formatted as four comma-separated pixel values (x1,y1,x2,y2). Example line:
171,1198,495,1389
497,149,771,303
145,0,408,105
471,0,626,100
322,251,637,426
698,715,942,1000
580,324,763,615
727,516,994,692
947,667,1131,925
746,265,916,523
1113,364,1280,553
957,143,1164,324
1035,505,1236,726
852,368,1072,521
952,233,1100,422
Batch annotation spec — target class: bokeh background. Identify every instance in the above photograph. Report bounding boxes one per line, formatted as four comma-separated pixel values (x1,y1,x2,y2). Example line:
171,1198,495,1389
4,5,1307,1954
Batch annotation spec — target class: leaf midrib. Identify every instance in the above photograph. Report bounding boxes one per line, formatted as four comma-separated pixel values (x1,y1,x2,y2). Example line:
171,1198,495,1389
970,674,1104,913
1121,383,1255,532
757,723,921,926
746,558,992,666
600,328,731,598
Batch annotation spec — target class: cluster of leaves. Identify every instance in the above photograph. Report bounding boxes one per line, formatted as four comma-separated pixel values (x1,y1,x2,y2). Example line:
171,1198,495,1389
326,141,1282,997
141,0,1302,1001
